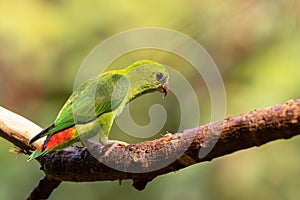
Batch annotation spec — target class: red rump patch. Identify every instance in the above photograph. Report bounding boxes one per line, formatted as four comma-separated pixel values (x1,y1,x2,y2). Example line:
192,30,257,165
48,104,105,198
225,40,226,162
45,127,75,150
36,145,43,151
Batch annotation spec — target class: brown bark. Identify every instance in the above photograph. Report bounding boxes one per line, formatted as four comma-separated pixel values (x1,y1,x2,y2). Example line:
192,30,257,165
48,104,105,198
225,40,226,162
1,99,300,199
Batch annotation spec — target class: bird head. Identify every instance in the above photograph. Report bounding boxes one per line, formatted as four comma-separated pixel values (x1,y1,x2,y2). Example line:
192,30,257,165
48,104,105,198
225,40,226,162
125,60,169,99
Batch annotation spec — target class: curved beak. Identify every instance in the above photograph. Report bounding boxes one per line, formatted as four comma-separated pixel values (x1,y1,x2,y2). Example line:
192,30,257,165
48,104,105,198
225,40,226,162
159,81,169,97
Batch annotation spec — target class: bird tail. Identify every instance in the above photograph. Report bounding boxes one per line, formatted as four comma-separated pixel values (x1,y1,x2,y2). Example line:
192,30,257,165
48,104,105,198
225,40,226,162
29,124,54,144
27,150,43,161
27,144,49,161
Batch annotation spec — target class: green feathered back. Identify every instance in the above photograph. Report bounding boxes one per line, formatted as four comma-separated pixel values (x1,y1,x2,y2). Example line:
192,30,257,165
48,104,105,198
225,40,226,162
30,73,129,142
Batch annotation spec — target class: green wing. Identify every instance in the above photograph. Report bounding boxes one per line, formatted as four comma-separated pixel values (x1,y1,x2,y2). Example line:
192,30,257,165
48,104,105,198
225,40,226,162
30,73,129,143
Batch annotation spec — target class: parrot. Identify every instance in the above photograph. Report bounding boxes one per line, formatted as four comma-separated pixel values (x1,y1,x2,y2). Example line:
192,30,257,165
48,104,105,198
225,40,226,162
28,60,169,161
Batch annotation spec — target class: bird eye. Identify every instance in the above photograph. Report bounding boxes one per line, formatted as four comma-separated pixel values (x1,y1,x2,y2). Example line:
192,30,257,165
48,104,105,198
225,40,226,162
156,72,163,81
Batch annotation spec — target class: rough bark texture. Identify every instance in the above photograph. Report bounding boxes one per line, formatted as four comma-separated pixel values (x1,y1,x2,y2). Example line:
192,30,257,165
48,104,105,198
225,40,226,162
1,99,300,199
26,177,61,200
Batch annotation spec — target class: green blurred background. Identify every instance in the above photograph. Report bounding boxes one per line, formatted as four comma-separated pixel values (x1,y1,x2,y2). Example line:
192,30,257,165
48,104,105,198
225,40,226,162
1,0,300,199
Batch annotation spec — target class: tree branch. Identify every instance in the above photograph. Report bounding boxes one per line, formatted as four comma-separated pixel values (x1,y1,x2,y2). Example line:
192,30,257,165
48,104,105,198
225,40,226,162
0,107,43,152
26,177,61,200
1,99,300,199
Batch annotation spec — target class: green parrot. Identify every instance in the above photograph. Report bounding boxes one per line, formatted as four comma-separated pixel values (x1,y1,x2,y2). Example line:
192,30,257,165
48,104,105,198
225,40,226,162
28,60,169,161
